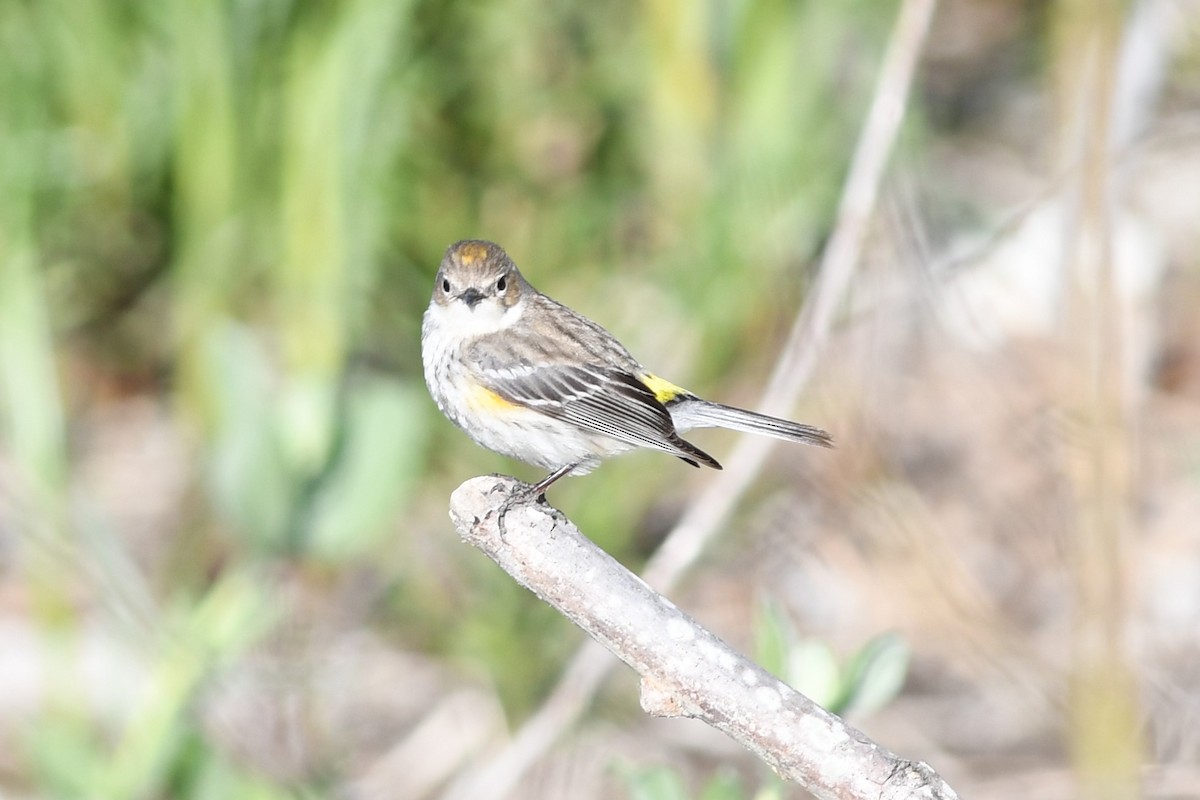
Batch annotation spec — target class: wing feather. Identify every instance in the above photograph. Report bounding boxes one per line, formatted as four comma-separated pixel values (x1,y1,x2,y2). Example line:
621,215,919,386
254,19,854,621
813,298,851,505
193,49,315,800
475,362,719,468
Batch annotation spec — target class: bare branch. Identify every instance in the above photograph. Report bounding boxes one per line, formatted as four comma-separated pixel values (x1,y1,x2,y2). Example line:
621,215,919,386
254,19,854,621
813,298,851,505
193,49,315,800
449,476,960,800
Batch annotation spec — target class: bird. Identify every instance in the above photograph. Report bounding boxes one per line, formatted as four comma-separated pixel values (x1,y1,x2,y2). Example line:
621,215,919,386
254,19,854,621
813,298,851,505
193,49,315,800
421,240,832,495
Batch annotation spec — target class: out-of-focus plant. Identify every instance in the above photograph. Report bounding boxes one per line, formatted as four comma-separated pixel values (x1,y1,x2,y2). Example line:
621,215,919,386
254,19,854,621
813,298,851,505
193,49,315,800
0,0,901,792
24,569,282,799
618,764,747,800
755,598,909,717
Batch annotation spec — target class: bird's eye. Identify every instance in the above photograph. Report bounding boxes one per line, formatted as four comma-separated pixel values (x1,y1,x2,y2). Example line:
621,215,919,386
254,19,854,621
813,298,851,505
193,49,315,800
441,278,451,293
496,275,507,292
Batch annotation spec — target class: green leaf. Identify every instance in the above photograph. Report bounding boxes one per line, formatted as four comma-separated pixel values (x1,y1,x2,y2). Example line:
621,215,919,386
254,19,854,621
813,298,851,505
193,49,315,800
616,764,689,800
752,597,793,679
699,769,745,800
750,778,786,800
205,323,293,550
838,632,910,716
23,711,104,798
307,378,431,560
786,638,843,710
100,569,276,798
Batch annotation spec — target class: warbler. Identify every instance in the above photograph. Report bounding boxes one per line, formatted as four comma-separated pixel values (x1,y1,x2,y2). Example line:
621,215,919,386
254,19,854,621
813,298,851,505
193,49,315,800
421,240,833,495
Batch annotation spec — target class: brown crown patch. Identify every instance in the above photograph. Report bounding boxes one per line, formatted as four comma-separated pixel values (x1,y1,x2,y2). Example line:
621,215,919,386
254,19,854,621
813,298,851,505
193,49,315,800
454,241,493,266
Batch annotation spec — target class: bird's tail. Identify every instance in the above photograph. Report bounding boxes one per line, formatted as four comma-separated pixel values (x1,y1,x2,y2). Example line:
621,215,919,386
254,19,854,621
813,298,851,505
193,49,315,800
670,398,834,449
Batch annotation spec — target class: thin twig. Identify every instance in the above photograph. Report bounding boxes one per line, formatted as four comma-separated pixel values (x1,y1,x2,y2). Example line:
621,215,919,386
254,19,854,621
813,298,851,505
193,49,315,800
449,476,960,800
441,2,938,798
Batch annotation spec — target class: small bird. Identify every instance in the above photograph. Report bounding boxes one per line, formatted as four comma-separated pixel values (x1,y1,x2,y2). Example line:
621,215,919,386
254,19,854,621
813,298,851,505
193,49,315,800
421,240,833,495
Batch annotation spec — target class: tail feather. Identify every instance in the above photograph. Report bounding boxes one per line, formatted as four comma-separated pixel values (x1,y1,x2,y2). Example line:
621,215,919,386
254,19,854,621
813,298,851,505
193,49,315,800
670,399,834,449
669,434,722,470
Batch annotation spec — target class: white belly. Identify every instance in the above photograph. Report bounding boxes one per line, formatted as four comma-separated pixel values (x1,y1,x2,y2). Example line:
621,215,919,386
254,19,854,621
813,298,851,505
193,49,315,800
421,307,632,473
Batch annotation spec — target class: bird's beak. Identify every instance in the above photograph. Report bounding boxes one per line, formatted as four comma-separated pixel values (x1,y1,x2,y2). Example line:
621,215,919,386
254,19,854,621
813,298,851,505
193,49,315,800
458,288,484,308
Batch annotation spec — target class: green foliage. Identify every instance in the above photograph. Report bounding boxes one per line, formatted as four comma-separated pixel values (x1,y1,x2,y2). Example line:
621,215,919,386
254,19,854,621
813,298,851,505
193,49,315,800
25,569,279,799
618,763,691,800
755,599,910,716
0,0,898,792
699,771,748,800
835,631,911,716
617,764,761,800
203,322,432,557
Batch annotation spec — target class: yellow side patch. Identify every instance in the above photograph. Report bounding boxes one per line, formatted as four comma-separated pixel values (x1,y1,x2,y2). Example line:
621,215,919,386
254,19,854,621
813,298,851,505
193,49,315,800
640,373,687,404
466,382,519,412
456,241,490,265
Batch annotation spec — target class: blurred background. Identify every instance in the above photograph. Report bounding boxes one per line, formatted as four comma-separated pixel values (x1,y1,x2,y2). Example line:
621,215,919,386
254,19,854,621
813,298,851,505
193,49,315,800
1,0,1198,797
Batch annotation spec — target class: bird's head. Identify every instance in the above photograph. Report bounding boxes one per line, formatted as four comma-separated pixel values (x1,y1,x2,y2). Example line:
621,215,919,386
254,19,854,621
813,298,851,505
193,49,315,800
430,240,528,333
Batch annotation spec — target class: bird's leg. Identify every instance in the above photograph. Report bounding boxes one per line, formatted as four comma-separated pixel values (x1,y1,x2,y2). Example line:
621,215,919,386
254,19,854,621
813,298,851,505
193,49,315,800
497,462,578,540
530,463,577,498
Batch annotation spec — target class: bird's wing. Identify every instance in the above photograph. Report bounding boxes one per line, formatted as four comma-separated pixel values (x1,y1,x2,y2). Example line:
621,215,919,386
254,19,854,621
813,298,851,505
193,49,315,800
475,362,720,468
